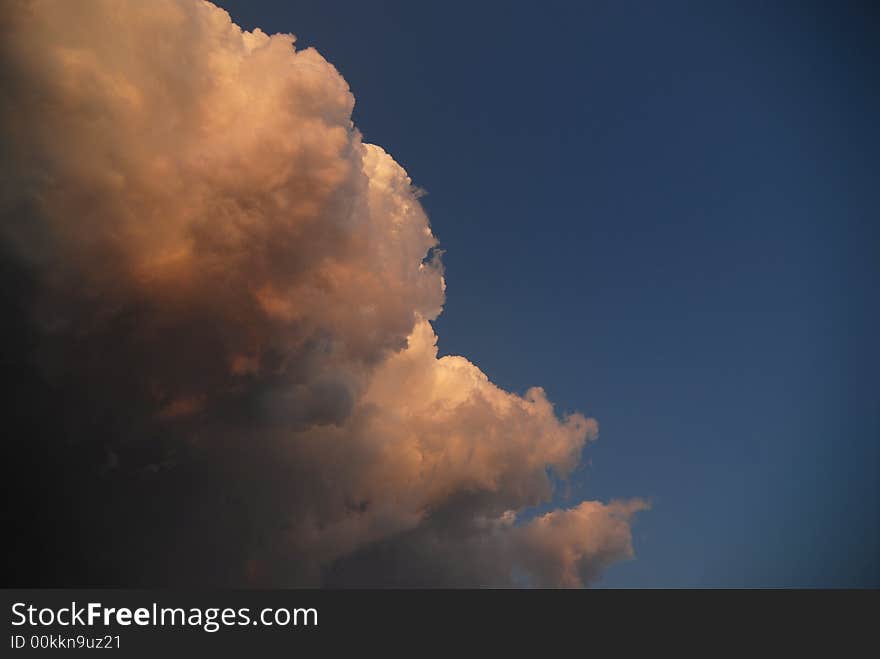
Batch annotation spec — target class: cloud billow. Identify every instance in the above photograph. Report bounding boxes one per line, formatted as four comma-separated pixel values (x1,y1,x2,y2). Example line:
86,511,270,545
0,0,645,587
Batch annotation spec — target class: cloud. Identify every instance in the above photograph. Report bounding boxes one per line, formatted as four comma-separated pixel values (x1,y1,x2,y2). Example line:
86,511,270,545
0,0,645,586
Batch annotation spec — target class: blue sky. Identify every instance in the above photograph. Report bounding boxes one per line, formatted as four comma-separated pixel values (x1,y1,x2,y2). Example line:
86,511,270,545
220,0,879,587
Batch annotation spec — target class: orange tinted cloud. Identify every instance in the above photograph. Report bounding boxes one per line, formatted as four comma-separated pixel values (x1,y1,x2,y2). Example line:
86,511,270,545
0,0,645,586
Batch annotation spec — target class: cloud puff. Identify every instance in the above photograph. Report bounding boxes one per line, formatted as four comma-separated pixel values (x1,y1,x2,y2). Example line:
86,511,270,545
0,0,645,586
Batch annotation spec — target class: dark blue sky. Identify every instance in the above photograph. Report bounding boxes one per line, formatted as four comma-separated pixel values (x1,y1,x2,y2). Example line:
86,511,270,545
220,0,879,587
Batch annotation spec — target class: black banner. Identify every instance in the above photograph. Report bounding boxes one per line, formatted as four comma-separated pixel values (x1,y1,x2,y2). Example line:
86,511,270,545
1,589,875,655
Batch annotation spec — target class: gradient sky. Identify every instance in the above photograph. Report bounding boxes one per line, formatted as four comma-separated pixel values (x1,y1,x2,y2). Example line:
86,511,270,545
219,0,879,587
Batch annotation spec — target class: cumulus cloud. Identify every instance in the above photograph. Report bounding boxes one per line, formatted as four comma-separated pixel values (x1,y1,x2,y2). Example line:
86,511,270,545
0,0,645,586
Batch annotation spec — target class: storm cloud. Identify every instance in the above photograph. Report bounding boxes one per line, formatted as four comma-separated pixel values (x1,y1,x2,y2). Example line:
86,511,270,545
0,0,645,587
